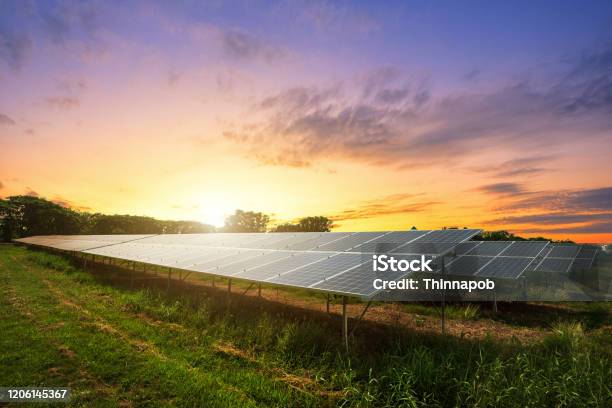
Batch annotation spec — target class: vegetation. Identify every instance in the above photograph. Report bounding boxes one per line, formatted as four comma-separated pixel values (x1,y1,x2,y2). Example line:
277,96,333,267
222,209,271,233
1,245,610,407
0,196,335,240
273,216,334,232
474,230,575,244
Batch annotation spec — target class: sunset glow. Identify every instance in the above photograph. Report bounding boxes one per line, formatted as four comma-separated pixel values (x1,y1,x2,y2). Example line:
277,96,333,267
1,1,611,243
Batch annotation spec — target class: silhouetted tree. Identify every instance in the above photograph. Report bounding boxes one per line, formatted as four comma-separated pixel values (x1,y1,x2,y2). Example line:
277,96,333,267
273,223,302,232
0,196,82,239
223,210,269,232
297,216,333,232
0,196,214,240
272,216,334,232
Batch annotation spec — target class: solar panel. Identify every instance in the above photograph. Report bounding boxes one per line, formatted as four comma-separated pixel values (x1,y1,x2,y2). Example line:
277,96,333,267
392,242,458,255
236,252,330,280
500,241,548,257
446,255,493,276
171,249,238,268
570,258,593,272
547,245,580,259
476,257,534,279
537,257,573,273
286,233,353,250
465,241,512,256
190,250,261,271
256,233,322,249
312,257,420,296
443,241,550,278
268,253,364,288
453,241,481,255
14,235,154,251
215,252,294,276
530,244,599,274
417,229,480,242
352,231,429,252
577,246,598,259
316,232,388,252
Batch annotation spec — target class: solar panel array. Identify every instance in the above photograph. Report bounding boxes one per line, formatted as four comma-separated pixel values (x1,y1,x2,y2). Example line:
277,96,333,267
531,244,599,273
15,230,480,298
445,241,550,279
15,232,603,298
445,241,600,279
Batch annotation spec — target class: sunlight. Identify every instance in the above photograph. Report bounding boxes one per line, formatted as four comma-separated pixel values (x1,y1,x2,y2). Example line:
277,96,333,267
200,205,230,228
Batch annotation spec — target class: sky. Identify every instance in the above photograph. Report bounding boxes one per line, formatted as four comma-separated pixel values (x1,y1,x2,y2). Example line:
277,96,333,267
1,0,611,243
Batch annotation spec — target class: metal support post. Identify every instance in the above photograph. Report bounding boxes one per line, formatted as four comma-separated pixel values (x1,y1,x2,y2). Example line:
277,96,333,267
326,293,330,314
258,283,261,297
349,301,372,337
342,296,348,352
167,268,171,293
441,256,446,335
242,282,254,295
493,289,497,313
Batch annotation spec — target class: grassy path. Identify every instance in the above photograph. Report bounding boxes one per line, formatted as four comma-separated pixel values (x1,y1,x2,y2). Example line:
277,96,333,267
0,246,327,407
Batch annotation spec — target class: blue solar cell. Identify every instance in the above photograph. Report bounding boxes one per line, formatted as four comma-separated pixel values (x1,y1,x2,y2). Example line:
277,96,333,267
446,256,493,276
269,254,363,287
476,257,533,279
500,241,548,257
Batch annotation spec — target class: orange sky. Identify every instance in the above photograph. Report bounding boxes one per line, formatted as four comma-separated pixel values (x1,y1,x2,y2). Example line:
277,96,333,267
1,1,611,243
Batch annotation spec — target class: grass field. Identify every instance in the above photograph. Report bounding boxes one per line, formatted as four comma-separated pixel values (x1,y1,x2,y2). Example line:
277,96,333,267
1,244,611,407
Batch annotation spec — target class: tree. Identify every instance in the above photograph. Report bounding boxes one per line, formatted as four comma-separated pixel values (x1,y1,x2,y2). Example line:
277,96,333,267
223,210,269,233
161,220,215,234
272,216,334,232
297,216,333,232
85,214,162,234
0,199,18,241
273,223,302,232
0,195,82,238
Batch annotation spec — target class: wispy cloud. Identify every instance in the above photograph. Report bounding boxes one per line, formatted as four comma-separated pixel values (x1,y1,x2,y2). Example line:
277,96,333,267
221,44,612,169
0,28,31,70
293,0,381,34
331,193,438,221
45,96,80,109
25,187,39,197
221,29,287,62
476,182,528,196
0,113,15,125
469,156,554,178
485,187,612,236
518,219,612,235
40,1,99,45
500,187,612,212
51,196,92,212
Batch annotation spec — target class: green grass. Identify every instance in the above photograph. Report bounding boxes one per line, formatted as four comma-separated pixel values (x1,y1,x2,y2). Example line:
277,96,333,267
1,245,610,407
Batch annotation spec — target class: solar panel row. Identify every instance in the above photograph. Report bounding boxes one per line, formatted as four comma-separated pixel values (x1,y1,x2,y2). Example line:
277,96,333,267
530,243,599,273
444,241,549,279
445,242,600,277
15,230,480,298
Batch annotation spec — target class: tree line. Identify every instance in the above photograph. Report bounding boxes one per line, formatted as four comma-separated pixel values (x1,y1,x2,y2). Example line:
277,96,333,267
0,195,566,243
0,196,334,241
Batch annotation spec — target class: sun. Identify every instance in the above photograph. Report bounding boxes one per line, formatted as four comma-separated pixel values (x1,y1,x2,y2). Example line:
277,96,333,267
200,207,228,228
